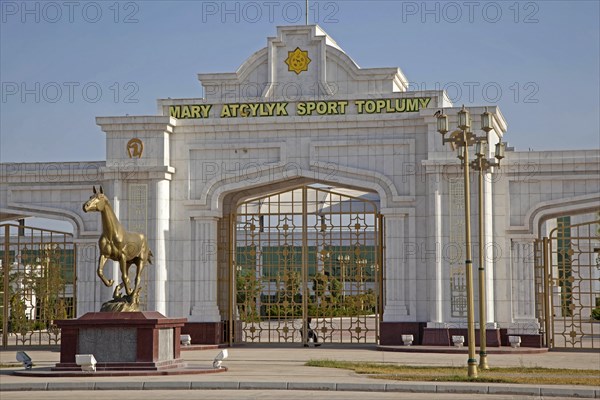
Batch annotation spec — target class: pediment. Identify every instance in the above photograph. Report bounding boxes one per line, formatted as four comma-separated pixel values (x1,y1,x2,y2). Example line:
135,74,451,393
198,25,408,101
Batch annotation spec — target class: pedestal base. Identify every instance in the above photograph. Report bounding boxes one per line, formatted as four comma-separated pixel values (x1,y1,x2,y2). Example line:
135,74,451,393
380,322,424,345
182,322,224,345
422,327,502,347
54,312,187,371
422,327,451,346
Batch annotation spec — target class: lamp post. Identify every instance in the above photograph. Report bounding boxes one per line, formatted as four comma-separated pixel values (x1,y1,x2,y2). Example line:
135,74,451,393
438,106,507,377
355,258,368,310
355,258,368,284
437,105,478,377
471,108,505,370
337,255,349,303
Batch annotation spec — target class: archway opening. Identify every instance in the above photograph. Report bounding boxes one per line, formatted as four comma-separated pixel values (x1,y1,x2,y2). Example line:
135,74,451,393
222,183,383,345
535,212,600,350
0,218,76,347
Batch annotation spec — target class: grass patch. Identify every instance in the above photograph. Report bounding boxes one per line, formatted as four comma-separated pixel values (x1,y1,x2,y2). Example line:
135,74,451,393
305,359,600,386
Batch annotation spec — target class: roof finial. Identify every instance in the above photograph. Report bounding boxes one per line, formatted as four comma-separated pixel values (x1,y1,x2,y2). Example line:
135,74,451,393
306,0,309,25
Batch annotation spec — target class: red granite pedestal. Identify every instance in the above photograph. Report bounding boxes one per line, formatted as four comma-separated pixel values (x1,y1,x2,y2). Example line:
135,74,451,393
182,322,224,345
422,327,502,347
54,311,187,371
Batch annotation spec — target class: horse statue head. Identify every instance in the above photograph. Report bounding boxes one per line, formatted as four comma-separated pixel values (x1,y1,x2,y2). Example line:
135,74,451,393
83,185,107,213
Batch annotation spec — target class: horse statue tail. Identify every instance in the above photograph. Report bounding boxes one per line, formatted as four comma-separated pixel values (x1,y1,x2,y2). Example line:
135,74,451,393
148,250,154,265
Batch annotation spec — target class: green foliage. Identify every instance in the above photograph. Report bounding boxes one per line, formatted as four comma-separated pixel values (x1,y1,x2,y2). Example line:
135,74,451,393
236,262,379,321
592,307,600,321
236,270,262,322
271,270,302,317
29,262,67,325
9,294,31,335
592,297,600,321
3,245,70,335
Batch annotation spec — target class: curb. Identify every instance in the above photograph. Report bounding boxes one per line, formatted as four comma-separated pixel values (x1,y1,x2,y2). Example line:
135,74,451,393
1,381,598,398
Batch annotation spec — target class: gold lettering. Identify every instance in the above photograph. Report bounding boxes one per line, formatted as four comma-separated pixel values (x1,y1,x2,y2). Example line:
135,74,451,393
364,100,376,114
227,104,239,117
240,104,250,117
297,102,307,116
169,106,180,118
396,98,406,112
264,103,276,116
386,99,395,113
180,105,191,118
248,103,260,117
276,102,288,116
338,101,348,114
169,98,429,119
355,100,366,114
220,104,232,118
419,98,431,109
406,98,419,112
258,103,268,116
316,102,328,115
327,102,337,115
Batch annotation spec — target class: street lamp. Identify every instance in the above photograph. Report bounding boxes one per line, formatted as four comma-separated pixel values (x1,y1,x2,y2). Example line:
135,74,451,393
436,105,479,378
471,109,505,370
337,255,350,303
438,106,507,376
355,258,368,283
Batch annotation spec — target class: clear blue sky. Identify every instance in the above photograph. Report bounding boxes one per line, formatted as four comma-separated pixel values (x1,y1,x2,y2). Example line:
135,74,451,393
1,0,599,163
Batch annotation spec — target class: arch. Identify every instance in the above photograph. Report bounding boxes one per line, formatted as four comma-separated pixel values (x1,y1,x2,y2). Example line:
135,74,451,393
0,206,86,238
236,48,268,82
510,193,600,237
202,164,396,216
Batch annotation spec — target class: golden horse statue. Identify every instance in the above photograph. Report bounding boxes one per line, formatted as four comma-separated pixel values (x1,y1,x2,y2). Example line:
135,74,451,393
83,186,153,311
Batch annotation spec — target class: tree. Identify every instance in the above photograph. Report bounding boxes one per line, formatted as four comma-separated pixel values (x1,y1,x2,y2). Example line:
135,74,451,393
236,269,262,322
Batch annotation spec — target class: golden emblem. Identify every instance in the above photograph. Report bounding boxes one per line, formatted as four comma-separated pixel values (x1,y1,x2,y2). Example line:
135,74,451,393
285,47,311,75
127,138,144,158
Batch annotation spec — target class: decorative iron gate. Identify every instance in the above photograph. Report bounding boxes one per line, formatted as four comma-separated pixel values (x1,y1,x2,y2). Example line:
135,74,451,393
1,223,76,347
231,186,382,344
536,217,600,349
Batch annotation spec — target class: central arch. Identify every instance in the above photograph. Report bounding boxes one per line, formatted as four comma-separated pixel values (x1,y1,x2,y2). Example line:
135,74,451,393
223,183,382,345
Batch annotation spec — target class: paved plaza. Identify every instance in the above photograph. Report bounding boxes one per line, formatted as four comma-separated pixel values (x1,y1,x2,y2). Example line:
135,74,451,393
1,345,598,399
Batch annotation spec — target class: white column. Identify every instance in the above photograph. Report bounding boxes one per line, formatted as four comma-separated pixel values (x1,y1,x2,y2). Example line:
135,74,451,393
483,171,495,323
107,179,122,298
428,175,444,323
188,216,221,322
382,211,416,321
508,238,540,334
74,238,102,316
145,180,169,315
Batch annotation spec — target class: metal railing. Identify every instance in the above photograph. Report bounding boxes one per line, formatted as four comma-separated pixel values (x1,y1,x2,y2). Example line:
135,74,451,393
1,224,76,348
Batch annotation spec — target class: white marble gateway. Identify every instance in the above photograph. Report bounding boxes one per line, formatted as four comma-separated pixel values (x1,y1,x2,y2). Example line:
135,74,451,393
1,25,599,345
